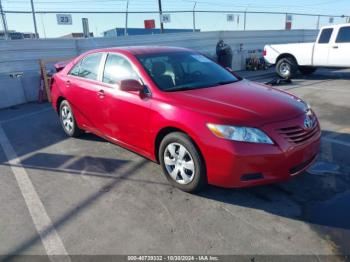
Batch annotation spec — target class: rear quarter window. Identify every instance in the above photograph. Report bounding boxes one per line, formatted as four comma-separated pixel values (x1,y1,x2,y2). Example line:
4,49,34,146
78,53,103,80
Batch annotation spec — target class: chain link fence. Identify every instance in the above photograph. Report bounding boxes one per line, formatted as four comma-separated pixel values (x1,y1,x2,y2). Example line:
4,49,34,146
1,6,349,39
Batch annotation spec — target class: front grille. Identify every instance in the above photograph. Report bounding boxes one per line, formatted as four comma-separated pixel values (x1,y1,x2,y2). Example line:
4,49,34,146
277,123,319,145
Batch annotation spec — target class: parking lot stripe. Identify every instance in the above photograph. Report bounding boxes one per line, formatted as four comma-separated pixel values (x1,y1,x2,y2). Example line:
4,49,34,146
0,126,70,259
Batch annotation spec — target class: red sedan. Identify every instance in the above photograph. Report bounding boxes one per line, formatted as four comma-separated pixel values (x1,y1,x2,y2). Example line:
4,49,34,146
51,46,320,192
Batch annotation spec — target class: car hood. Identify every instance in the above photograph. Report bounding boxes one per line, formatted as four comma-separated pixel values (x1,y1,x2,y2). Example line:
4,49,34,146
166,80,307,127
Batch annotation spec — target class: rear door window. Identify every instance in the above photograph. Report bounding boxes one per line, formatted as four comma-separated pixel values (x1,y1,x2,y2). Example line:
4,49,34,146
336,26,350,43
77,53,103,81
318,28,333,44
69,62,80,76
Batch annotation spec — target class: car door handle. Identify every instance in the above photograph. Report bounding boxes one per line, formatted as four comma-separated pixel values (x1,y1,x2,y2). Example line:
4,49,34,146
332,45,339,49
97,89,105,98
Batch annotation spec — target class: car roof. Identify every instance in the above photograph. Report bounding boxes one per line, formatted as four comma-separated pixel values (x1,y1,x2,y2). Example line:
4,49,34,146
321,23,350,30
88,46,194,56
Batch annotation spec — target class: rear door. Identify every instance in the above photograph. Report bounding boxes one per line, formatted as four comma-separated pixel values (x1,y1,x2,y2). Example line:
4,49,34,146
64,52,105,132
313,27,333,66
328,26,350,67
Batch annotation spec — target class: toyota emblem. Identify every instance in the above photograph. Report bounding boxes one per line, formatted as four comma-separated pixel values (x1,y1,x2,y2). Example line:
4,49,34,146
304,116,314,129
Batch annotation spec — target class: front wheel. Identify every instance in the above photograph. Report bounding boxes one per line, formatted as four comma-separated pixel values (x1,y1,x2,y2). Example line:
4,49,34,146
159,132,207,193
276,57,297,80
299,66,317,76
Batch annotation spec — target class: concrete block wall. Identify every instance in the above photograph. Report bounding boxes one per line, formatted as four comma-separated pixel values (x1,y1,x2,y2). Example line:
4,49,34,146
0,29,318,109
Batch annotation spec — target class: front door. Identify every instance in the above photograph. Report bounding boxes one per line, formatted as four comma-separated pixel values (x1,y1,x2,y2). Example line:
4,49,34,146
98,53,153,153
328,26,350,67
313,27,333,66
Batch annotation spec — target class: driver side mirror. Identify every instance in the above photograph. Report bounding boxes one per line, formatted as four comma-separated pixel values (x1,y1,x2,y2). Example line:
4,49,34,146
119,79,144,92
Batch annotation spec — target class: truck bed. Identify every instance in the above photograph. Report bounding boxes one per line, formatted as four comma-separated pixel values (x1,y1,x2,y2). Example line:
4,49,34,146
264,43,315,66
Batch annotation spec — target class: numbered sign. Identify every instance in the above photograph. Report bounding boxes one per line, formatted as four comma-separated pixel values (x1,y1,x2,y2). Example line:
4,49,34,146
56,14,73,25
161,14,171,23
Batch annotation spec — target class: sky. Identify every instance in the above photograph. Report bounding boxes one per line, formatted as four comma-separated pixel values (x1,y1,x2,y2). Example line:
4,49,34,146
1,0,349,38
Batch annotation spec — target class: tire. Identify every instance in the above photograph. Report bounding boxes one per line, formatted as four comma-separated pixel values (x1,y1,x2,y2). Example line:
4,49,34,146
276,57,297,80
159,132,207,193
59,100,83,137
299,66,317,76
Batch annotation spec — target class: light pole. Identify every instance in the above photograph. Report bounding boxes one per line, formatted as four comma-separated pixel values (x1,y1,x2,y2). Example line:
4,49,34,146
124,0,129,36
192,1,197,32
243,5,250,31
0,0,9,40
40,14,46,38
158,0,164,33
30,0,39,38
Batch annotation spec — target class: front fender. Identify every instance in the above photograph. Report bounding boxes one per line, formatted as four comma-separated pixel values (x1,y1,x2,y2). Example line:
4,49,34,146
149,100,219,162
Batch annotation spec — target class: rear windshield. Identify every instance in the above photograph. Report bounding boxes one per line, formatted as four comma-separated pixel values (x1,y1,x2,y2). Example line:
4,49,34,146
136,51,239,92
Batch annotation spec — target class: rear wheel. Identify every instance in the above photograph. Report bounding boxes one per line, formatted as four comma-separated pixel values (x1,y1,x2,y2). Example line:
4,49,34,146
299,66,317,76
59,100,83,137
159,132,207,193
276,57,297,80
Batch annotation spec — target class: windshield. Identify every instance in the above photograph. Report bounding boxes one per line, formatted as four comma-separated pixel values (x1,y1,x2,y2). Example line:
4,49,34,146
136,51,239,92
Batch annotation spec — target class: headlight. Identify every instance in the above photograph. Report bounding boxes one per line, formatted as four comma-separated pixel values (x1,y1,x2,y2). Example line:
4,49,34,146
207,124,274,144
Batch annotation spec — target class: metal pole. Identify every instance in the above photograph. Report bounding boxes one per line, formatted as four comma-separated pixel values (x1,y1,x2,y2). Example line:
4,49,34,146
40,13,46,38
243,11,246,30
124,0,128,36
0,0,9,40
158,0,164,33
30,0,39,38
316,15,320,29
192,1,196,32
285,13,288,30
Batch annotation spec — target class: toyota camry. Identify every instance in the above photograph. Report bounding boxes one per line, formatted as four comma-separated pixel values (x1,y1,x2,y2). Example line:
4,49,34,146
50,46,320,192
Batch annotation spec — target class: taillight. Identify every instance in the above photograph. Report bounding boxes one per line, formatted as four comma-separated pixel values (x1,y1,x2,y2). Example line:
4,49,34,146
263,49,267,56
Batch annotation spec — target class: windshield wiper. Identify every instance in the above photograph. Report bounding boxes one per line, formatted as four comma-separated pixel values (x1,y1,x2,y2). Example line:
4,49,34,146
166,86,197,92
166,80,238,92
208,80,237,87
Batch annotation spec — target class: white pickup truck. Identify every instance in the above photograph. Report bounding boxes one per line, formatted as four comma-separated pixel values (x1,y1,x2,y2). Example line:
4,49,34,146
264,24,350,79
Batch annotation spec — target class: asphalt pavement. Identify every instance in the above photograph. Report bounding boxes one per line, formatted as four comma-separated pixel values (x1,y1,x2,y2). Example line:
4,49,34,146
0,68,349,260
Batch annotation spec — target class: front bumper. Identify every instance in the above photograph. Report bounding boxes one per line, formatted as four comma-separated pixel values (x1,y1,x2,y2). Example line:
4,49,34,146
200,115,321,188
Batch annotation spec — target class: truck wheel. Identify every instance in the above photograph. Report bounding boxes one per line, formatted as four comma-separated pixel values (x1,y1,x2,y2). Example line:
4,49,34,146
299,66,317,76
276,57,297,80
